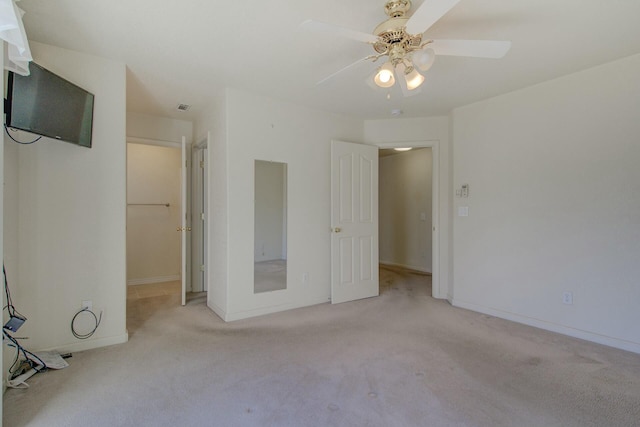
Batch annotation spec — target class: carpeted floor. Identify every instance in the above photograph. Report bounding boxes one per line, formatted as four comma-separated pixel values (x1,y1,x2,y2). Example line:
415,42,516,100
3,266,640,426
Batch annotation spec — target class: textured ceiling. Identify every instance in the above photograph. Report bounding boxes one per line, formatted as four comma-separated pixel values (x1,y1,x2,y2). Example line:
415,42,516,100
18,0,640,121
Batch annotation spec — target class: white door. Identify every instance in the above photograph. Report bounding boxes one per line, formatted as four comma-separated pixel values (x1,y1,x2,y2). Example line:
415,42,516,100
330,140,379,304
190,136,208,294
202,146,208,294
191,144,205,293
180,136,187,305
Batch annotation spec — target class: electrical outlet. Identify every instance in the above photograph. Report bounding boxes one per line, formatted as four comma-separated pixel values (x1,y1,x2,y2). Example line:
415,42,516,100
82,300,93,311
562,292,573,305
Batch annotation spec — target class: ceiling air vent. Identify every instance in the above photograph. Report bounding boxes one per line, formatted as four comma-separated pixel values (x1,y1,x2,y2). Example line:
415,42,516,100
176,103,191,111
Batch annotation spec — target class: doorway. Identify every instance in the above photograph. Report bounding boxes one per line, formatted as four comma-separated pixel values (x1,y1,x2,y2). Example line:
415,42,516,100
377,141,440,298
125,140,187,332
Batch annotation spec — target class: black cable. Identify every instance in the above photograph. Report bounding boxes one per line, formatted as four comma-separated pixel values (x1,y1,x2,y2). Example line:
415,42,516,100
3,329,47,376
5,333,22,375
4,264,14,316
2,264,46,376
71,308,102,339
3,264,26,320
3,124,42,145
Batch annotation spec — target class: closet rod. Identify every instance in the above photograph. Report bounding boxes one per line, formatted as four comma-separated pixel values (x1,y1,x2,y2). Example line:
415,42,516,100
127,203,170,207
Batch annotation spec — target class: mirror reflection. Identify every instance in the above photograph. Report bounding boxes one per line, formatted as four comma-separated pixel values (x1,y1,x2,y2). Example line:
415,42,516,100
254,160,287,293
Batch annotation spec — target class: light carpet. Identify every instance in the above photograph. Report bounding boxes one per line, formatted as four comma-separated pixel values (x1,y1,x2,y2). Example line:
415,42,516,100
3,266,640,426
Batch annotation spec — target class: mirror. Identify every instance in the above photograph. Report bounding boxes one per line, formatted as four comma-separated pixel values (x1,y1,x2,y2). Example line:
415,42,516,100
254,160,287,293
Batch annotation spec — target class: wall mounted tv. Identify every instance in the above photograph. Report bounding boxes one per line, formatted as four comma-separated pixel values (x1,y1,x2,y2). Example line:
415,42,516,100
6,63,94,148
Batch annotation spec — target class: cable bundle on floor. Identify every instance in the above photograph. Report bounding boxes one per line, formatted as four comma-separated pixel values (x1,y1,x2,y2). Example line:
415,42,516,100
3,265,48,387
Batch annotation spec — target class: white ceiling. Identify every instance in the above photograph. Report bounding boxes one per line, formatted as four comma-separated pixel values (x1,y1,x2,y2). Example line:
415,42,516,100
18,0,640,121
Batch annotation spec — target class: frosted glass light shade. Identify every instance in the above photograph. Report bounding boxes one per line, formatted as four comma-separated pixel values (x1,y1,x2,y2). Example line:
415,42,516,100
404,67,424,90
374,61,395,88
413,48,435,71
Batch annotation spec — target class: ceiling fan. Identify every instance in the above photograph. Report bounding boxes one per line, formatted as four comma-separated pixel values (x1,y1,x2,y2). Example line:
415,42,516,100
302,0,511,96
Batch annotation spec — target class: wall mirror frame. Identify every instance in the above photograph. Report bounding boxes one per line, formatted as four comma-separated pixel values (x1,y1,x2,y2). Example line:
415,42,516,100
254,160,288,294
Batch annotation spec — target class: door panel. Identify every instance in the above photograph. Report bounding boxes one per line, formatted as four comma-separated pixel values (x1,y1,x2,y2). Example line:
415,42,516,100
181,137,187,306
360,236,373,281
190,144,206,293
331,140,379,304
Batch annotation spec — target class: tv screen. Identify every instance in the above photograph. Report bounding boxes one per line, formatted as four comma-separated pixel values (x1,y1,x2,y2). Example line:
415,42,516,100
6,63,94,148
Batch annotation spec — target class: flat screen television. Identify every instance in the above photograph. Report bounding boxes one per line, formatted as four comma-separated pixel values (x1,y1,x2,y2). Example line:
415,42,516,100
5,63,94,148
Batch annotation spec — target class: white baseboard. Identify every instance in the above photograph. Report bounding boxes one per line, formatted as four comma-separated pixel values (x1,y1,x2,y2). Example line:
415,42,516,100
379,261,431,274
127,275,180,286
452,299,640,355
224,297,329,322
207,301,227,321
39,332,129,354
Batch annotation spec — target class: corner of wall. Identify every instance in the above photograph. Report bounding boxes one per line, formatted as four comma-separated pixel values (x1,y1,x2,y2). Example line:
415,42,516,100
9,42,128,352
1,43,5,399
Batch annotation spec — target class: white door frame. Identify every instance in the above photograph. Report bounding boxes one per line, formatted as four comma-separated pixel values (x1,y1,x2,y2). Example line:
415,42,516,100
375,140,441,299
126,136,192,299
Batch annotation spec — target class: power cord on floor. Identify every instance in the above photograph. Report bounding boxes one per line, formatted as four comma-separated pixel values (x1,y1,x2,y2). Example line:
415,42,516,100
71,307,102,339
3,329,47,378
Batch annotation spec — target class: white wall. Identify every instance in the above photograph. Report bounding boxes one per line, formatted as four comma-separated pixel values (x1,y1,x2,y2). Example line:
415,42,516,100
3,134,18,392
364,117,451,299
195,96,228,317
379,148,432,272
197,88,363,321
127,111,193,143
5,42,127,352
126,143,181,284
451,53,640,353
1,47,6,400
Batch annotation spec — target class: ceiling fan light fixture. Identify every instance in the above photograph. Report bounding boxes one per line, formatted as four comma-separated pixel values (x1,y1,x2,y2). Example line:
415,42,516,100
413,47,436,71
374,61,396,88
379,70,392,83
404,66,424,90
394,147,412,151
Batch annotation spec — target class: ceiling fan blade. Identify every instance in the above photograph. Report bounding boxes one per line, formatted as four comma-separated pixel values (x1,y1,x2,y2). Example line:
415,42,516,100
300,19,378,44
430,39,512,58
405,0,461,35
317,56,373,85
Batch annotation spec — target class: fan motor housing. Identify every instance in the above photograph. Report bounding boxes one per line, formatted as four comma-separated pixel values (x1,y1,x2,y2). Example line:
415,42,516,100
373,17,423,55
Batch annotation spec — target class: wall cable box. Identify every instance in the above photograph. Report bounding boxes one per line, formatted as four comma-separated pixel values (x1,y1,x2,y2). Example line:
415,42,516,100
4,315,26,332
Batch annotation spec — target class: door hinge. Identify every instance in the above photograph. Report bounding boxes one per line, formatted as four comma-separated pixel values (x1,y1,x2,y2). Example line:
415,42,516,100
201,212,205,220
200,265,205,272
200,160,204,168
